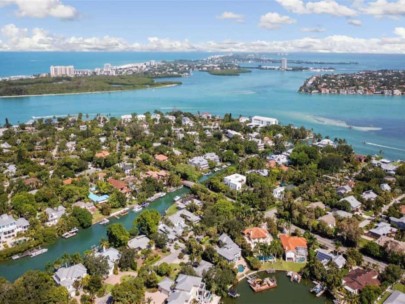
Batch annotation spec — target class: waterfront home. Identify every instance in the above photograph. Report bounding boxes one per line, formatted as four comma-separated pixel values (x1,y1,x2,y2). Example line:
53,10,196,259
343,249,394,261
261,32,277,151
243,227,272,249
88,192,109,204
95,247,120,276
193,260,213,277
336,185,352,196
128,235,151,250
53,263,87,296
170,209,201,225
343,268,380,294
318,213,336,228
383,291,405,304
250,116,278,127
167,274,211,304
279,234,308,263
273,186,285,200
315,249,346,269
189,156,209,170
362,190,378,201
216,233,242,263
389,216,405,230
158,277,174,295
121,114,132,123
0,214,30,243
107,178,131,195
369,222,397,238
223,174,246,191
340,196,361,211
72,201,96,214
45,206,66,226
203,152,220,164
313,138,336,148
226,129,243,139
145,170,168,181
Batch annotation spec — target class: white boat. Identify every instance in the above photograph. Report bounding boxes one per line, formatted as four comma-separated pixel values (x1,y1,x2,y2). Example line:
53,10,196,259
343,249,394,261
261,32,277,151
62,227,79,239
99,218,110,225
30,248,48,257
133,205,143,212
173,196,181,202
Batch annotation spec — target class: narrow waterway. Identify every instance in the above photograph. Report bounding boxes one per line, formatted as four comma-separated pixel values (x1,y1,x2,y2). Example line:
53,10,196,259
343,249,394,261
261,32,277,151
223,271,332,304
0,186,190,281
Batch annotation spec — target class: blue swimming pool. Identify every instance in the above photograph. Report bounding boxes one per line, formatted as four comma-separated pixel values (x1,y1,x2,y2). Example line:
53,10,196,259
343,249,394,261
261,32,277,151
237,264,245,273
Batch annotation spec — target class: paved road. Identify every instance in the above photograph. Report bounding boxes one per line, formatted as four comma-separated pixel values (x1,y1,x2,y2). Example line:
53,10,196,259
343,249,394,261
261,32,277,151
381,194,405,214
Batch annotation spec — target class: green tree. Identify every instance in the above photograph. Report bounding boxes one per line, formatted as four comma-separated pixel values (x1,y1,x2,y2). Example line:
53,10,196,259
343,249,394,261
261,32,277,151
71,207,92,228
108,190,127,208
83,253,110,277
118,248,137,271
359,285,381,304
134,210,161,237
156,262,171,276
111,277,145,304
107,223,130,248
380,264,403,285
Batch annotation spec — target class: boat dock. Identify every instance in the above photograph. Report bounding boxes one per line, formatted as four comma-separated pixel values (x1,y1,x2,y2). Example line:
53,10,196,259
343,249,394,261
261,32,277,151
248,276,277,292
62,227,79,239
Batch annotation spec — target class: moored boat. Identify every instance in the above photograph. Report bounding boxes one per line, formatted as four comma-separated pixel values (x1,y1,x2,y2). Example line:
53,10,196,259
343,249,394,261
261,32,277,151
30,247,48,257
99,218,109,225
62,227,79,239
133,205,143,212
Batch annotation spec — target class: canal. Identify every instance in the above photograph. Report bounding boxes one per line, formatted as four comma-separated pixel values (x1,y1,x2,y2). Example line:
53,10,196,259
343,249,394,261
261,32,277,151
223,271,332,304
0,186,190,281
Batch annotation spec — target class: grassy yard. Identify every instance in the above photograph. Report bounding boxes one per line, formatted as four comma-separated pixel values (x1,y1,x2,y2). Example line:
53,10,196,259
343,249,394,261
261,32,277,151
165,204,178,216
393,283,405,293
260,260,306,272
363,210,374,217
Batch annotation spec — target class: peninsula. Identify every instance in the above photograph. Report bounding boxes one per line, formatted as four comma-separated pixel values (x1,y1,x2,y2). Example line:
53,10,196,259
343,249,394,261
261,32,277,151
0,75,180,97
299,70,405,96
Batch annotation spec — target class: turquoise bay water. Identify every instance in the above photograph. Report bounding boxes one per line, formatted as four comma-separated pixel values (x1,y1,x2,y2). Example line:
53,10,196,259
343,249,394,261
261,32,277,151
0,52,405,159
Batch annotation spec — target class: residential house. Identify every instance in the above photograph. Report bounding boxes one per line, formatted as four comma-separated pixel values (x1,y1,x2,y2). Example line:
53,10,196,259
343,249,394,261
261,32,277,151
343,268,380,294
121,114,132,123
362,190,378,201
318,213,336,228
155,154,168,162
95,248,120,276
383,291,405,304
390,216,405,230
268,153,289,165
167,274,211,304
72,201,96,214
369,222,397,238
279,234,308,263
108,178,131,195
376,236,405,255
243,227,272,249
316,249,346,269
381,183,392,192
128,235,151,250
189,156,209,170
53,263,87,296
226,129,243,139
182,117,194,127
216,233,242,263
0,214,30,243
45,206,66,226
119,163,134,175
333,210,353,218
250,116,278,127
313,139,336,148
223,174,246,191
193,260,213,277
273,186,285,200
203,152,220,165
145,170,168,181
158,277,174,296
337,185,352,196
340,196,362,211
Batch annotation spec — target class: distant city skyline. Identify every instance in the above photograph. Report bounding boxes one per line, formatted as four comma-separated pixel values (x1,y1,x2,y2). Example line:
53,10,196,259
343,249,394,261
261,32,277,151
0,0,405,53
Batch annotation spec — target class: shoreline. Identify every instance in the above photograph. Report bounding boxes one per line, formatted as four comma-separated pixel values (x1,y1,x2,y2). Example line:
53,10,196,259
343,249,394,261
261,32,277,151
0,83,180,99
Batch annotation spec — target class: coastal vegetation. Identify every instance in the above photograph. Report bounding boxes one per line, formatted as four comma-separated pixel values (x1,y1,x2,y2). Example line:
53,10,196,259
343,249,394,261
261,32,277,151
0,75,180,97
206,68,251,76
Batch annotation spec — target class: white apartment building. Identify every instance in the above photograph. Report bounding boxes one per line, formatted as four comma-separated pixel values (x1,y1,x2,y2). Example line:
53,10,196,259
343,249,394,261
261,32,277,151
50,65,75,77
281,58,288,70
251,116,279,127
223,174,246,191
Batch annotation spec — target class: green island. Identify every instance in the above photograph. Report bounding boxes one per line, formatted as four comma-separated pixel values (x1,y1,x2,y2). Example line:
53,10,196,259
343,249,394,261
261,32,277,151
0,75,181,97
206,68,251,76
0,111,404,304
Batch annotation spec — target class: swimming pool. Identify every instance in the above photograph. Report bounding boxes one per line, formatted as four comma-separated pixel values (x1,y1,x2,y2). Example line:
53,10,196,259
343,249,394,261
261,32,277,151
237,264,245,273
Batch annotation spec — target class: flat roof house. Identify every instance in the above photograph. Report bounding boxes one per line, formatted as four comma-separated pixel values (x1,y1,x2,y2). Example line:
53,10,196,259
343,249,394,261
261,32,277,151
223,174,246,191
251,116,278,127
279,234,308,263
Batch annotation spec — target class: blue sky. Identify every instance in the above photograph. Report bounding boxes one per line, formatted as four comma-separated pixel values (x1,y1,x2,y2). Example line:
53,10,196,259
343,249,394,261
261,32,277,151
0,0,405,52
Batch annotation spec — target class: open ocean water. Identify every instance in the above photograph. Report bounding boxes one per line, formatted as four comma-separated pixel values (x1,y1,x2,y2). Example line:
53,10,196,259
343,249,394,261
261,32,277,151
0,52,404,159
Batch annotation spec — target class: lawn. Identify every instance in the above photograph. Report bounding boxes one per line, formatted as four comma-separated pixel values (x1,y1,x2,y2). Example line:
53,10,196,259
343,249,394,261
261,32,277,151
377,291,391,304
260,260,306,272
393,283,405,293
165,204,178,216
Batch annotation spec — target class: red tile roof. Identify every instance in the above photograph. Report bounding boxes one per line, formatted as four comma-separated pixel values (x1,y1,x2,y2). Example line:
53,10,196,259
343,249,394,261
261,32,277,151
343,268,380,292
243,227,269,240
95,150,110,158
108,178,130,193
155,154,168,162
279,234,307,251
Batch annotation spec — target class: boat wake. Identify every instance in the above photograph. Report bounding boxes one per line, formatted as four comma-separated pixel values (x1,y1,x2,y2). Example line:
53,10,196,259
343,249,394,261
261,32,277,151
311,115,382,132
232,90,256,95
364,142,405,152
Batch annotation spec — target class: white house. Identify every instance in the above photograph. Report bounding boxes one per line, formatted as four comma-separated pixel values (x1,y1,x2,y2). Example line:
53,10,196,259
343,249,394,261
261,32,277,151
243,227,272,249
251,116,278,127
0,214,30,243
53,264,87,296
121,114,132,123
273,186,285,200
45,206,66,226
167,274,211,304
223,174,246,191
182,117,194,127
380,183,391,192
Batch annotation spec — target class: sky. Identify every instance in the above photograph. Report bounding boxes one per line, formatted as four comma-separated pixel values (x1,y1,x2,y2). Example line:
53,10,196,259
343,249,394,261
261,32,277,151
0,0,405,53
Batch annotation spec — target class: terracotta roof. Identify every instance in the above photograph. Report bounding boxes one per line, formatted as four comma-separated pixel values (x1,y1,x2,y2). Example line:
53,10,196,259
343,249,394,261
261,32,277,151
343,268,380,292
108,178,130,193
145,170,168,179
23,177,41,186
243,227,269,240
95,150,110,158
63,178,79,185
155,154,168,161
400,205,405,216
279,234,307,251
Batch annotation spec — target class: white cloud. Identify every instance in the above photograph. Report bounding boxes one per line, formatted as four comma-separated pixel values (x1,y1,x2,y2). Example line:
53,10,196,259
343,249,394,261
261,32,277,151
348,19,362,26
276,0,357,17
361,0,405,16
217,11,244,23
0,0,78,19
259,12,296,30
300,26,326,32
1,24,405,53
